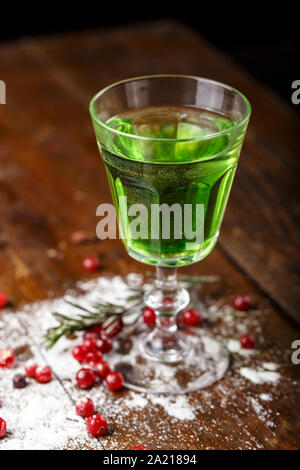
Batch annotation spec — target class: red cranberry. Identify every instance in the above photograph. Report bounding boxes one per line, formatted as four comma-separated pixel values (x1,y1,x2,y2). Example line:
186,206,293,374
95,361,110,379
105,371,124,391
240,334,255,350
0,291,8,309
85,325,102,336
75,397,94,418
35,365,52,383
83,330,99,341
83,336,98,352
0,417,6,439
76,368,95,389
163,297,174,309
161,318,171,327
181,308,202,327
71,230,89,245
13,373,27,389
142,307,156,326
47,142,60,154
95,337,112,354
83,327,101,341
83,256,100,272
86,413,107,436
55,251,65,261
234,295,252,311
85,350,102,366
25,360,38,378
131,445,148,450
72,344,89,363
102,318,123,339
0,348,15,368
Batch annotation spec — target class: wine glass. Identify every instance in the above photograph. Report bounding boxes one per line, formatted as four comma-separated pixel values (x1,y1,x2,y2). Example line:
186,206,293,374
89,75,251,394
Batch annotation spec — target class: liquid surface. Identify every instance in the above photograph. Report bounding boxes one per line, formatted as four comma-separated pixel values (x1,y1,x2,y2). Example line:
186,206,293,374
106,106,235,163
97,106,244,266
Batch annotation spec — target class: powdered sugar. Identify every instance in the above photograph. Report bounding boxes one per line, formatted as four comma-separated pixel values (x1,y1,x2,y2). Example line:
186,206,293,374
260,393,272,401
248,397,275,428
1,383,90,450
0,311,99,450
0,274,294,450
150,395,195,420
239,367,280,384
115,391,195,420
262,362,279,371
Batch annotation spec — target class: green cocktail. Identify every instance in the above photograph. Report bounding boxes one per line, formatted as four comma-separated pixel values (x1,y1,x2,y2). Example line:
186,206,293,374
101,105,245,266
90,76,250,394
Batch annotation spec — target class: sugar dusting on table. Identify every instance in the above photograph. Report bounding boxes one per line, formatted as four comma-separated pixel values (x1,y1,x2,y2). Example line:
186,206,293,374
239,367,280,384
0,274,296,450
0,311,99,450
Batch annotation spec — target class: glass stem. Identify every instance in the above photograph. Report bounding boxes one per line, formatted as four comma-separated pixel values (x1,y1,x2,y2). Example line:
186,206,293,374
155,267,180,328
156,266,178,291
142,266,190,363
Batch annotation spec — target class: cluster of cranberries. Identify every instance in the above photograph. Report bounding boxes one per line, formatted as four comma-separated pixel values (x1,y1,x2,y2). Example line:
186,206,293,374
0,354,53,388
73,322,124,392
0,352,52,439
72,319,140,440
6,358,53,390
0,281,255,445
142,306,202,328
71,321,124,437
75,397,107,436
24,360,52,384
74,396,147,447
143,294,255,350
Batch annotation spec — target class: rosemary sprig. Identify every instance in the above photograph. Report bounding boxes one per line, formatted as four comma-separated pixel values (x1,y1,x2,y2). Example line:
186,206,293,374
179,275,219,287
145,271,218,287
44,295,143,350
44,275,215,349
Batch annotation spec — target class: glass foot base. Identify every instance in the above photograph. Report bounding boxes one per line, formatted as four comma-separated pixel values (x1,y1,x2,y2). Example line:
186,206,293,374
111,330,229,394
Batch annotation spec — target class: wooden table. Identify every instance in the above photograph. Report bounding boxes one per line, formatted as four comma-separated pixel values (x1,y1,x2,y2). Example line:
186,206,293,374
0,20,299,450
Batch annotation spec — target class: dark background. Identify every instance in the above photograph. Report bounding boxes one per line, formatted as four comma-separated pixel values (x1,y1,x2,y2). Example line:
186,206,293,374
1,3,299,112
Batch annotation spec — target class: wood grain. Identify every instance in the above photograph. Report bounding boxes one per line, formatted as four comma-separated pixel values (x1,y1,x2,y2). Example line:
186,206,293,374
7,20,298,323
0,20,299,449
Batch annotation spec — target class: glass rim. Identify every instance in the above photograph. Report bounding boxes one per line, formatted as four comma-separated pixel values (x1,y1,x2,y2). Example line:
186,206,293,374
89,74,251,143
